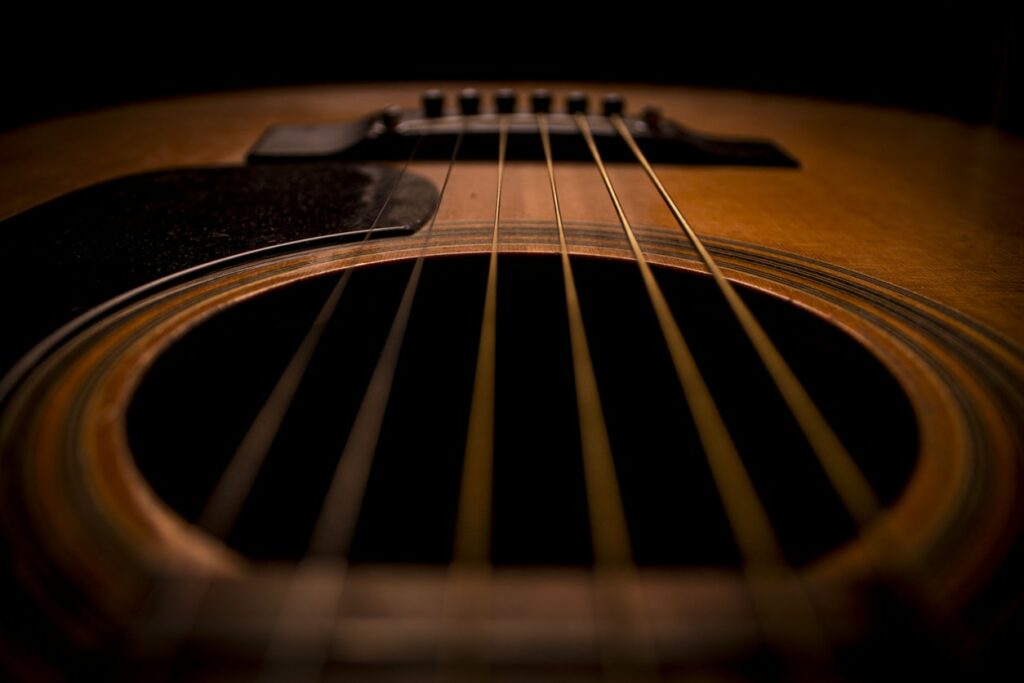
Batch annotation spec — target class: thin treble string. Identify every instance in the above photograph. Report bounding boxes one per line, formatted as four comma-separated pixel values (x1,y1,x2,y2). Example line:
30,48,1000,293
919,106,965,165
542,114,655,681
609,113,962,651
198,136,425,539
255,130,465,683
574,113,832,666
608,114,882,529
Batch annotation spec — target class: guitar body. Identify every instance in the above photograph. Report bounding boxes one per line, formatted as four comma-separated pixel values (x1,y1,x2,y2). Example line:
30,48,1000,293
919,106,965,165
1,83,1022,680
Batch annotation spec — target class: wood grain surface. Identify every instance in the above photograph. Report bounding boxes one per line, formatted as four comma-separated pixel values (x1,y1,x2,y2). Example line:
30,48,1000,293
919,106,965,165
2,82,1022,344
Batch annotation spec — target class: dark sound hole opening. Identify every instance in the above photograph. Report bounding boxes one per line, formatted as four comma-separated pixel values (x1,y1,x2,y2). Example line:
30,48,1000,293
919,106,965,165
127,254,918,568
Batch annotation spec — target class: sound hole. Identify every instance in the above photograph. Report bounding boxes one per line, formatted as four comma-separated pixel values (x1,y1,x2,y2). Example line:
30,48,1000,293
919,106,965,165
127,254,918,567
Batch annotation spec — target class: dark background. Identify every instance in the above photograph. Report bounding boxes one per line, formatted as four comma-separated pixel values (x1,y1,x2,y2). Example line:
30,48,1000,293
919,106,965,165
2,3,1022,132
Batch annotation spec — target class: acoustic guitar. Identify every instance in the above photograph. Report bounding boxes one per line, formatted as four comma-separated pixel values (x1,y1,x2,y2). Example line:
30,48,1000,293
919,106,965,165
1,83,1022,681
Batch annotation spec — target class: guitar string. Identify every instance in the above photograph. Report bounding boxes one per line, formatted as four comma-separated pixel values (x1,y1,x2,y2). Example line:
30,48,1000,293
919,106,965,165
607,114,883,529
608,112,962,654
249,129,466,682
198,136,425,539
116,104,917,675
541,115,632,569
155,107,855,675
540,114,657,681
307,128,464,559
135,136,426,677
574,112,832,667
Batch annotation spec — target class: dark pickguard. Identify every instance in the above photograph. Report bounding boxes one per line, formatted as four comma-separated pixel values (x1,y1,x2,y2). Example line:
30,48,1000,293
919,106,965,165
0,163,437,377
